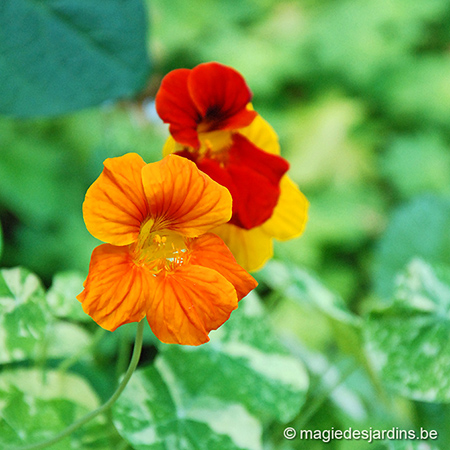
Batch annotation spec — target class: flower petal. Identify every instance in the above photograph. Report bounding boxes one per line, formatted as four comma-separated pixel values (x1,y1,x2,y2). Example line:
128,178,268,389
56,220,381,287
83,153,148,246
141,154,232,237
193,134,289,229
146,264,238,345
187,233,257,300
261,176,309,240
77,244,149,331
188,62,257,131
238,113,281,155
213,223,274,272
155,68,201,148
162,135,179,157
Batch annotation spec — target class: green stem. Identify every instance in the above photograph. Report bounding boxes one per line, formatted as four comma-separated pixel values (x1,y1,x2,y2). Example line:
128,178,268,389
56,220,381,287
10,320,145,450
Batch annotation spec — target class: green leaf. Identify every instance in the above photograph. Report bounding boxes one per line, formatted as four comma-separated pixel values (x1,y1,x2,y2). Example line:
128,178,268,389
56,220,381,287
163,293,308,423
0,368,111,449
373,195,450,299
365,259,450,402
47,271,91,322
259,261,359,328
0,0,150,117
113,294,308,449
258,261,362,360
0,267,52,364
113,364,263,450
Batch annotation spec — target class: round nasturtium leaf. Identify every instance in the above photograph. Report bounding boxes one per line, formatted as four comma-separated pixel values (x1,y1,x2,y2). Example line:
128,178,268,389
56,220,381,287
365,259,450,403
113,293,309,449
0,0,151,117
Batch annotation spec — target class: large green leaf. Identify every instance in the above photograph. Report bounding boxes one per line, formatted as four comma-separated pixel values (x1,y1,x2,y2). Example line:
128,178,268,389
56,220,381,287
365,259,450,402
0,368,111,449
0,0,150,117
113,364,263,450
373,195,450,299
113,293,308,449
0,267,52,364
162,292,308,423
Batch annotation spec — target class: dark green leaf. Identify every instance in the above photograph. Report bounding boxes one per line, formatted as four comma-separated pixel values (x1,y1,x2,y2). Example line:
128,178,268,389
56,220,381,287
0,0,150,117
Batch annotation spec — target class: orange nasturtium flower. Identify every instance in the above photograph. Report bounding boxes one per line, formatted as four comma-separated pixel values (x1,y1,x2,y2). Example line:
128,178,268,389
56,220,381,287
155,62,309,272
77,153,257,345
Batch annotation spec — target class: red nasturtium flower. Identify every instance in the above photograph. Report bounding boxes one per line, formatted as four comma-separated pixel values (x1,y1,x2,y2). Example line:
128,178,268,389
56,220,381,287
77,153,257,345
155,62,308,271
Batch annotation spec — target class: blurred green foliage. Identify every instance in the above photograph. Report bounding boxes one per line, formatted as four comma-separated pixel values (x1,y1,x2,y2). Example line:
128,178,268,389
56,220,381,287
1,0,450,449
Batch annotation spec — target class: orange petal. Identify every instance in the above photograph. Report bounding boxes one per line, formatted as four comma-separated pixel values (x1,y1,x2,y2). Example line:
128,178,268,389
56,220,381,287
238,113,281,155
213,223,274,272
83,153,149,246
187,233,257,300
146,265,238,345
261,176,309,241
141,154,232,237
77,244,150,331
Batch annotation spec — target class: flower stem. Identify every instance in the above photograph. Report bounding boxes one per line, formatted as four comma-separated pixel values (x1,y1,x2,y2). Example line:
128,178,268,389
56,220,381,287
10,320,145,450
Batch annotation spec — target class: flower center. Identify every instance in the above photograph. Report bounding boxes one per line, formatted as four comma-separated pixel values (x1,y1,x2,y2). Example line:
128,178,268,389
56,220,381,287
133,219,189,272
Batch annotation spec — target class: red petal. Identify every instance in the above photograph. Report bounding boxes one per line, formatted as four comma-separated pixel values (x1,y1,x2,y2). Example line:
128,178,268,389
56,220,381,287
182,134,289,229
188,62,257,131
155,68,201,148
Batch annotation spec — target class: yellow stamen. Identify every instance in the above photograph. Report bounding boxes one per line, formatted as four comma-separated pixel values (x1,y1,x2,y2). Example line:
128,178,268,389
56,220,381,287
133,220,189,272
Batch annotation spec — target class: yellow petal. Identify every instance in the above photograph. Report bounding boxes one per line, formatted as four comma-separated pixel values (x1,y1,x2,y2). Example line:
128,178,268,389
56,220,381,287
83,153,148,246
213,223,274,272
77,244,149,331
261,175,309,241
141,155,232,237
162,135,181,157
237,113,280,155
146,264,238,345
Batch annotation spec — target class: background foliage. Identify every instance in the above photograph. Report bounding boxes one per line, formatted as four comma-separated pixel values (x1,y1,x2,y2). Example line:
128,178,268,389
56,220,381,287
1,0,450,449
